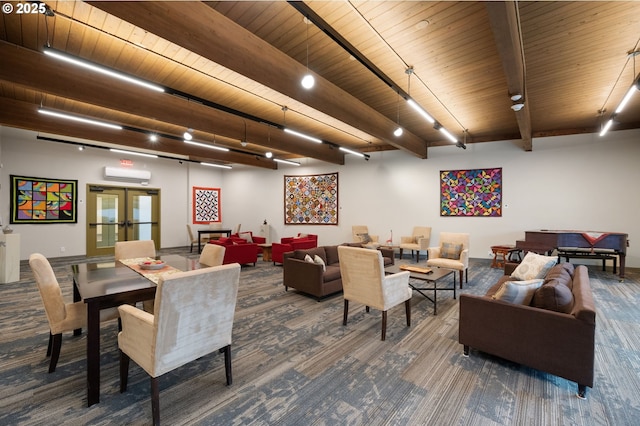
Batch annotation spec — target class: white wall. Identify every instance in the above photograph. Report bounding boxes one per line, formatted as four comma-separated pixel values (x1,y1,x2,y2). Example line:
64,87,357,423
1,126,639,267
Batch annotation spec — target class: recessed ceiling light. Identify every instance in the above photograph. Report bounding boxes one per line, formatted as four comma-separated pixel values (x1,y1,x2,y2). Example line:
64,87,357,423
415,20,429,30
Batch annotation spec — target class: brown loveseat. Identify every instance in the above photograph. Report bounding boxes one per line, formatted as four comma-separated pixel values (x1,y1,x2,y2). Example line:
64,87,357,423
459,262,596,399
283,245,395,301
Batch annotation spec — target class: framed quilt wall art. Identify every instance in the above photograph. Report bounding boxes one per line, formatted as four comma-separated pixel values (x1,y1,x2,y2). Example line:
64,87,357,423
284,172,338,225
192,187,221,224
440,168,502,217
10,175,78,223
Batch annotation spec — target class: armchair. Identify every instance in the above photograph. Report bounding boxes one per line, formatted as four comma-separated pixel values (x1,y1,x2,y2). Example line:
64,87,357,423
209,239,258,266
272,234,319,265
337,246,412,340
399,226,432,262
29,253,119,373
426,232,470,288
118,263,241,426
351,225,380,249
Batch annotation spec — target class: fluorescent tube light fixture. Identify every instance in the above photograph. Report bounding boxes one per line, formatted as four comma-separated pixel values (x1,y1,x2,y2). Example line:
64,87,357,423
407,99,435,124
274,158,300,166
339,147,365,158
600,73,639,136
38,108,123,130
438,126,458,144
184,140,229,152
201,162,232,169
284,128,322,144
110,148,158,159
43,46,164,93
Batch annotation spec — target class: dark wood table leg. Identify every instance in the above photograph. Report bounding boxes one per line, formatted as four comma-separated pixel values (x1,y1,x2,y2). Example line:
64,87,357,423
86,302,101,406
73,278,82,336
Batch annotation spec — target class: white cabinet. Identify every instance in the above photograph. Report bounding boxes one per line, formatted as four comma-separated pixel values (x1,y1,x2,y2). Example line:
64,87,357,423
0,233,20,284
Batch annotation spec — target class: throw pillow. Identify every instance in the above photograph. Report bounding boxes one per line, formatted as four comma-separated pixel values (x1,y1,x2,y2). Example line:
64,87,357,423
304,254,314,264
532,278,574,313
510,252,557,281
440,242,463,260
238,232,253,243
358,233,372,244
492,279,544,305
313,254,326,272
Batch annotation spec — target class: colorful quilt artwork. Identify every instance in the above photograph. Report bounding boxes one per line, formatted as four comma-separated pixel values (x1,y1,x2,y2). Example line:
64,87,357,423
10,175,77,223
193,187,221,224
440,168,502,217
284,173,338,225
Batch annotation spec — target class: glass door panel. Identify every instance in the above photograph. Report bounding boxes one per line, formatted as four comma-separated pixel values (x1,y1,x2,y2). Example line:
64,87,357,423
86,185,160,257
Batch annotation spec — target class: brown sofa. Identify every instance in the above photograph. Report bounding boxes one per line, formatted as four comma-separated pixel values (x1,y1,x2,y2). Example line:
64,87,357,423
283,245,395,301
459,262,596,399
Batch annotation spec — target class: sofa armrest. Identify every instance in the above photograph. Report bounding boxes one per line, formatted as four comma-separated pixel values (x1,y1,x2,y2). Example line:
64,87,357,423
378,248,395,265
283,256,325,292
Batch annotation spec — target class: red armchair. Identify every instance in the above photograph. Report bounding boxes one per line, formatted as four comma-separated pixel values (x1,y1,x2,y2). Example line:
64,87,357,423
231,231,266,255
272,234,318,265
209,239,258,266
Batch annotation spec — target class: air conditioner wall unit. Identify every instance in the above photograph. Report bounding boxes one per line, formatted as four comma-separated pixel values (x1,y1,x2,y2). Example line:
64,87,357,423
104,166,151,183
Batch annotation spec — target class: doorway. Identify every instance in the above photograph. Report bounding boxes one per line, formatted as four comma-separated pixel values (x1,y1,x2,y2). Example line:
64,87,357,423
86,185,161,257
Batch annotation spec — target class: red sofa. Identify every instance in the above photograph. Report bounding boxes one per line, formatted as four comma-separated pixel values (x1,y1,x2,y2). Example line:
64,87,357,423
272,234,318,265
209,238,258,266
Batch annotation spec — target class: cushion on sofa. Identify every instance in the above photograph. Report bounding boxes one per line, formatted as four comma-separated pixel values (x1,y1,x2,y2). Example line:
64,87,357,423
440,242,462,259
324,245,340,265
323,265,342,283
238,232,253,243
544,263,575,290
532,278,575,313
510,251,557,280
492,279,544,305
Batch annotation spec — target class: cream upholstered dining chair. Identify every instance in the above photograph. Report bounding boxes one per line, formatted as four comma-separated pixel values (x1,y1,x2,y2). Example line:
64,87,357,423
399,226,432,262
117,263,241,426
29,253,119,373
426,232,470,288
186,224,210,253
337,246,412,341
115,240,157,312
199,243,226,267
114,239,156,261
351,225,381,249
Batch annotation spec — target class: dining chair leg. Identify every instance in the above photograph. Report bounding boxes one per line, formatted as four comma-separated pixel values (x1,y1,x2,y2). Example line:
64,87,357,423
150,377,160,426
405,299,411,327
381,311,387,341
46,332,53,356
119,350,130,393
343,300,349,325
48,333,62,373
221,345,232,386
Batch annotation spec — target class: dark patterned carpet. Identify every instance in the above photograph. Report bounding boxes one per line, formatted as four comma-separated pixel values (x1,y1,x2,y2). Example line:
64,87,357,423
1,247,639,425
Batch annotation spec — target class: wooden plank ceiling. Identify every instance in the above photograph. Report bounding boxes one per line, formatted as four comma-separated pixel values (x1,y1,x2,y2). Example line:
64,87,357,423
1,1,639,169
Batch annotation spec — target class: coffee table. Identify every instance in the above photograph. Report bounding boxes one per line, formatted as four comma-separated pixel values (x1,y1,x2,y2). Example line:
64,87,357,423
257,243,272,262
385,264,455,315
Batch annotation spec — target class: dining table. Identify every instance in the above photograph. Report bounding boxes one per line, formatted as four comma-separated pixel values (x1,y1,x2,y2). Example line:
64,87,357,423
72,254,201,407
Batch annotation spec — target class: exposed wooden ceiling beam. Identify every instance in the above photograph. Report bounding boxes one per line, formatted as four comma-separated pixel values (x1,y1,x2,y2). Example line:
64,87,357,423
486,1,532,151
0,96,278,169
88,1,428,159
0,41,343,165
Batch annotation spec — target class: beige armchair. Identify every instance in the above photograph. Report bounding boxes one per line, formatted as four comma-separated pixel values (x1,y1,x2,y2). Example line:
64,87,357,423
29,253,118,373
351,225,380,249
399,226,432,262
199,243,225,267
426,232,470,288
338,246,412,341
118,263,241,426
114,240,156,260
